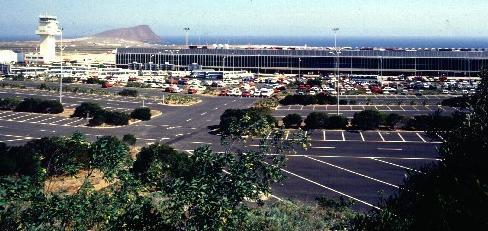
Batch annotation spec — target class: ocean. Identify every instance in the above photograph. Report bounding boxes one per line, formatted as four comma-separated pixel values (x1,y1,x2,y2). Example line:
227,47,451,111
2,35,488,49
161,36,488,49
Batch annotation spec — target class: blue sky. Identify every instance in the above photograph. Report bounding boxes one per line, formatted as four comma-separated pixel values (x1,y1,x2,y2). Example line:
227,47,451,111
1,0,487,38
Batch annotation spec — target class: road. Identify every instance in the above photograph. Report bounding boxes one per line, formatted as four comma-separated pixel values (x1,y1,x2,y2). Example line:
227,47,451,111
0,86,446,211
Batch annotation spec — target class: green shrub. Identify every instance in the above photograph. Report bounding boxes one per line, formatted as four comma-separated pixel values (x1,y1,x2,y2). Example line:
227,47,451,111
118,89,139,97
130,107,152,121
385,113,405,129
73,102,104,118
13,98,63,114
327,115,349,129
89,111,106,126
105,111,130,126
0,97,21,110
14,98,43,113
37,100,64,114
351,110,385,130
304,112,329,129
339,99,348,105
282,114,303,128
122,134,137,146
280,93,337,106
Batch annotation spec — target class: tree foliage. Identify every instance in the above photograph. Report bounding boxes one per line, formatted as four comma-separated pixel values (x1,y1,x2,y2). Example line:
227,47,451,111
355,70,488,230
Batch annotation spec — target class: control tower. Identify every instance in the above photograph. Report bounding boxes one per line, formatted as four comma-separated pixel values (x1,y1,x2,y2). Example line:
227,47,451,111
35,15,61,63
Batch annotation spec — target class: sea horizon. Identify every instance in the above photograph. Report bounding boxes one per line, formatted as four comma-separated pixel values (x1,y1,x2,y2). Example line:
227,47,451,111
1,35,488,49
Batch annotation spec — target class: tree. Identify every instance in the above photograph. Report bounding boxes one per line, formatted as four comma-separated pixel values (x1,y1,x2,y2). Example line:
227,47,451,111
0,98,21,110
118,89,139,97
122,134,137,146
130,107,152,121
219,108,277,139
355,70,488,230
282,114,303,128
385,113,405,130
304,112,329,129
351,110,385,130
327,115,349,130
72,102,104,118
105,111,130,126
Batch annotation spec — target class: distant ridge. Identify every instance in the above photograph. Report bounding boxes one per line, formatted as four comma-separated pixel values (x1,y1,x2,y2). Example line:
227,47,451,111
93,25,160,43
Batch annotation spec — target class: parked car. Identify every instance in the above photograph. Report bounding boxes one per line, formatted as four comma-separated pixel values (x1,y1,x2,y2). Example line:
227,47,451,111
260,88,274,98
101,81,113,88
229,88,242,96
165,86,182,93
253,89,262,97
219,90,229,96
188,88,198,94
241,91,253,97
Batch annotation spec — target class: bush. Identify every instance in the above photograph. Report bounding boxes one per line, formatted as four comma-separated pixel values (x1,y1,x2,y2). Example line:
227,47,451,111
304,112,329,129
105,111,130,126
122,134,137,146
0,97,21,110
385,113,405,129
37,100,64,114
89,111,106,126
118,89,139,97
130,107,152,121
352,110,385,130
14,98,64,114
441,96,470,108
327,115,349,129
219,108,277,137
339,99,348,105
72,102,104,118
282,114,303,128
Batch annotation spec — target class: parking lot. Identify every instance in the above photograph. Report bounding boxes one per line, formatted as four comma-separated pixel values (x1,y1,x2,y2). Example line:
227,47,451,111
0,86,444,211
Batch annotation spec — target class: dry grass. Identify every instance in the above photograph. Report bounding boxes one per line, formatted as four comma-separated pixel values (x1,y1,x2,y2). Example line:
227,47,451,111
44,170,110,194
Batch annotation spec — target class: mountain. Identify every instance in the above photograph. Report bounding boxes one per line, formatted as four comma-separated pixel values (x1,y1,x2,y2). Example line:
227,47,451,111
92,25,160,43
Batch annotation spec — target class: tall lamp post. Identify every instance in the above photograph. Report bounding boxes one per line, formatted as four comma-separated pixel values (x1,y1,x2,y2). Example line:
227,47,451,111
59,27,65,103
184,27,190,46
332,28,341,115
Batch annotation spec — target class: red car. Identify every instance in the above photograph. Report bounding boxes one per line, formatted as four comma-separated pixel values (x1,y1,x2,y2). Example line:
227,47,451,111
188,88,198,94
241,91,252,97
219,90,229,96
101,81,112,88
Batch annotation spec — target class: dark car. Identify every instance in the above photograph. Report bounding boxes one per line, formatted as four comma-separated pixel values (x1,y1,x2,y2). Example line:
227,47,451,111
219,90,229,96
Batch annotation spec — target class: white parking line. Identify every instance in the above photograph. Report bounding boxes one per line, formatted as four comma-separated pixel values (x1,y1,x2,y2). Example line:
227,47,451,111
416,133,427,143
280,168,381,210
323,130,326,141
21,115,44,122
377,148,403,151
359,131,365,142
311,146,336,149
305,156,399,188
378,132,385,142
371,158,423,174
200,112,207,116
397,133,406,142
341,131,346,141
285,130,290,140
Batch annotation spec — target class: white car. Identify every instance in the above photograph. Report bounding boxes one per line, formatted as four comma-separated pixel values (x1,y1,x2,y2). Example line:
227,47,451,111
229,88,242,96
442,90,450,94
253,89,262,97
203,80,213,86
260,88,274,97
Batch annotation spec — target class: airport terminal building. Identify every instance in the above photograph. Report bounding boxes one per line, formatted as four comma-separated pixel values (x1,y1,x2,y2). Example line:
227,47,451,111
116,47,488,77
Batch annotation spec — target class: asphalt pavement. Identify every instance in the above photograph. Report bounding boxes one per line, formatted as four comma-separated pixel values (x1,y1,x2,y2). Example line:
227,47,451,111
0,86,444,211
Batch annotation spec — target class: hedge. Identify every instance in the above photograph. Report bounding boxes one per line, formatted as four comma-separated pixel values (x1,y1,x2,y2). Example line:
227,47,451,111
304,112,329,129
351,110,385,130
130,107,152,121
0,97,21,110
283,114,303,128
327,115,349,129
14,98,64,114
118,89,139,97
105,111,130,126
72,102,104,118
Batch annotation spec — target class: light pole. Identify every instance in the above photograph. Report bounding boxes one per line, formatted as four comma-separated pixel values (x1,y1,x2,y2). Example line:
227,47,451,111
298,58,302,79
184,28,190,46
332,27,340,115
59,27,65,104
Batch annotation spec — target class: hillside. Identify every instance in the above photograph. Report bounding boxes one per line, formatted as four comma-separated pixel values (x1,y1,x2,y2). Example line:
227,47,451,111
93,25,160,43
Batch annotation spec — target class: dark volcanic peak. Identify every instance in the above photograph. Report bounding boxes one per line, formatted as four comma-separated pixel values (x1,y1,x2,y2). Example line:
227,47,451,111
93,25,160,43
